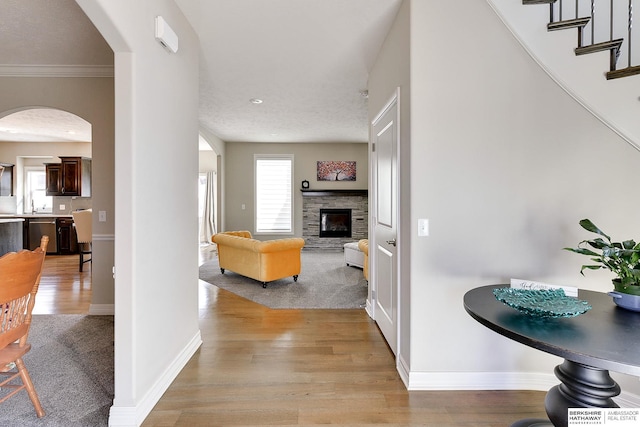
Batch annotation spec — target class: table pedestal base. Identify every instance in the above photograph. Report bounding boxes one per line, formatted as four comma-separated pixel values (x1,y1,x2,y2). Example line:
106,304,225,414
512,359,621,427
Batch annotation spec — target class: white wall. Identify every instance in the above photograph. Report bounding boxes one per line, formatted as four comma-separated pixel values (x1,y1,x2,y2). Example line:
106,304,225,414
76,1,201,425
404,0,640,400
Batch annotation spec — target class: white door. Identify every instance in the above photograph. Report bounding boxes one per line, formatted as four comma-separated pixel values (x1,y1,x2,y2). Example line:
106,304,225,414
371,91,399,355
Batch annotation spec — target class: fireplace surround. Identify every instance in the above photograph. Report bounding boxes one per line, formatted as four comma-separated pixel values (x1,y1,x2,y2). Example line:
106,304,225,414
301,190,368,249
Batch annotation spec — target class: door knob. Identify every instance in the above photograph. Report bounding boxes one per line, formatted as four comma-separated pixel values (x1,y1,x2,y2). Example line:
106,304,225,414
386,239,396,246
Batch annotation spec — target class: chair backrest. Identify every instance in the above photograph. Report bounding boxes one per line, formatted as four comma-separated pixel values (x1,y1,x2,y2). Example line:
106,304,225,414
0,236,48,349
72,209,92,244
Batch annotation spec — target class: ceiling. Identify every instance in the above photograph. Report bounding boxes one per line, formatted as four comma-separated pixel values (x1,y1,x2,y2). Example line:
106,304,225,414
0,0,402,146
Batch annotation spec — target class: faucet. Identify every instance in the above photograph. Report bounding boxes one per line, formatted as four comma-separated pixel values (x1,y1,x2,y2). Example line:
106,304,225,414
31,200,35,214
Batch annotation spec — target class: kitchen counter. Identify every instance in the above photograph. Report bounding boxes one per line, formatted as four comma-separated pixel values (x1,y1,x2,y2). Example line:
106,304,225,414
0,218,25,223
0,213,72,218
0,214,74,254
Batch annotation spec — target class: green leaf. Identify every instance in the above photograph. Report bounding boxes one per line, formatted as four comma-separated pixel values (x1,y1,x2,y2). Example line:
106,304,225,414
586,238,610,250
564,247,599,257
580,264,603,275
623,240,637,249
579,219,611,241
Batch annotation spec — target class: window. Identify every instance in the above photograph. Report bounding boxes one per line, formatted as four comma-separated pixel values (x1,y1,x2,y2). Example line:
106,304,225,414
24,167,52,213
255,155,293,234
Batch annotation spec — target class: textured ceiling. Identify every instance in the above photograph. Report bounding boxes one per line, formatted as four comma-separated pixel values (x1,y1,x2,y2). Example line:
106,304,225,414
176,0,402,143
0,109,91,143
0,0,402,145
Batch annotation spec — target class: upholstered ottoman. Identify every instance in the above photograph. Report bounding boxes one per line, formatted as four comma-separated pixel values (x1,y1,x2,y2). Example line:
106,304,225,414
343,241,364,268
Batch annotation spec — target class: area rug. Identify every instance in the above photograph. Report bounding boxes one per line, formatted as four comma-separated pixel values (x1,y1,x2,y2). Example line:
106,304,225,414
199,250,368,309
0,315,114,427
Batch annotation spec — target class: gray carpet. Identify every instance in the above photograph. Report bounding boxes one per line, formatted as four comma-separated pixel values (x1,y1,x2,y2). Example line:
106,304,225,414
0,315,114,427
199,250,368,309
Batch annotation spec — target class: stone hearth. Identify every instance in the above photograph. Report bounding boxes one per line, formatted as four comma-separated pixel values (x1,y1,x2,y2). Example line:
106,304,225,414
301,190,368,250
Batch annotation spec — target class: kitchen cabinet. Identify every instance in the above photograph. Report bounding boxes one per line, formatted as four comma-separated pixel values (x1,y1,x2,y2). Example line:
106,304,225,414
56,217,77,254
45,163,62,195
45,157,91,197
0,163,14,196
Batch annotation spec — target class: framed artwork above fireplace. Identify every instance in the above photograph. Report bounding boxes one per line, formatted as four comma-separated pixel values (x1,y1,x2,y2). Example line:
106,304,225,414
317,161,356,181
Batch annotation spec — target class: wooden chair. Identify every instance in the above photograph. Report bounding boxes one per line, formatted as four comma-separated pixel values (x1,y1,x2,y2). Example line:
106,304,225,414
72,209,92,272
0,236,48,418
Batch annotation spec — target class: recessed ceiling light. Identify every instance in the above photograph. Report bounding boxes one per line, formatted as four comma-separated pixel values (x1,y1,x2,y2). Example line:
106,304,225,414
249,98,263,104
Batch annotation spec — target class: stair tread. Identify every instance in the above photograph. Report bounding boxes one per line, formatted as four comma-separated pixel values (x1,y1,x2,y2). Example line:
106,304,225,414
547,17,591,31
607,65,640,80
575,39,624,56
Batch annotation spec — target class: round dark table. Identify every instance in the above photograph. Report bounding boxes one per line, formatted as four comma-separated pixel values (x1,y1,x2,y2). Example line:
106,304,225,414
464,285,640,427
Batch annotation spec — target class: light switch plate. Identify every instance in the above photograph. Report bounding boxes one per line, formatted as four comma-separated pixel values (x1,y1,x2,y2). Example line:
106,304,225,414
418,218,429,236
99,210,107,222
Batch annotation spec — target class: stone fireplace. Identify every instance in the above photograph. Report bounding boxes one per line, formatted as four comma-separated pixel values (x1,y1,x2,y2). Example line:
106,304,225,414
301,189,368,249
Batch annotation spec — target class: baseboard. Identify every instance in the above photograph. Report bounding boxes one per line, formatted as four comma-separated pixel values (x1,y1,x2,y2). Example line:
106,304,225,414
108,330,203,426
616,390,640,408
365,299,373,318
396,353,410,388
89,303,115,315
407,370,640,408
407,371,557,391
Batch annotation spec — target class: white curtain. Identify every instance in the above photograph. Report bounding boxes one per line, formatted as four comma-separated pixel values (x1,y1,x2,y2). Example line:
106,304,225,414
200,171,216,244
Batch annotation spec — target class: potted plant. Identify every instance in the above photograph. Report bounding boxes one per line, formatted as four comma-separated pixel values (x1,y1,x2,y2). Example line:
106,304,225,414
564,219,640,311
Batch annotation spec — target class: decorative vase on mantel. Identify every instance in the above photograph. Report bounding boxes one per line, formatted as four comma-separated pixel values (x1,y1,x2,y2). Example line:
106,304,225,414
608,279,640,312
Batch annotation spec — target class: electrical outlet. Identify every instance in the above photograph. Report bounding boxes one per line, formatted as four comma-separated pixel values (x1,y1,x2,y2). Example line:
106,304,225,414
59,204,66,211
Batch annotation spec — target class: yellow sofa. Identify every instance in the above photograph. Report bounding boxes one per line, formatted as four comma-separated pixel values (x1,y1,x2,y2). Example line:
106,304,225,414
358,239,369,281
211,231,305,288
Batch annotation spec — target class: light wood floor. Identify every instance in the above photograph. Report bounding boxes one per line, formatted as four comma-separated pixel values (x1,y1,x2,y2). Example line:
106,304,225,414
35,253,92,315
40,249,549,426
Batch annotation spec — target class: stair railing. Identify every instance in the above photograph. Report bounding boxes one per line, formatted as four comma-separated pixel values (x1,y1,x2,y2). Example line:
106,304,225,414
524,0,640,79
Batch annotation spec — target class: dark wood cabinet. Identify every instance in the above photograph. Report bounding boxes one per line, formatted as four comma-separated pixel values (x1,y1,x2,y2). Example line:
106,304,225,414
45,157,91,197
57,217,77,254
0,163,14,196
45,163,62,195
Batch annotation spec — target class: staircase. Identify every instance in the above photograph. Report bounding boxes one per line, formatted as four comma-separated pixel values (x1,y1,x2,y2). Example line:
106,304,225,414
487,0,640,150
523,0,640,80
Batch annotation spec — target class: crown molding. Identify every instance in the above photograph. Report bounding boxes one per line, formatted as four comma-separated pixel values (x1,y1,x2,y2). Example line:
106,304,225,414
0,64,114,78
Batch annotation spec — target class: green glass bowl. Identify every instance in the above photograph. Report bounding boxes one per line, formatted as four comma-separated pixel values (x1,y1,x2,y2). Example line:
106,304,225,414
493,288,592,318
